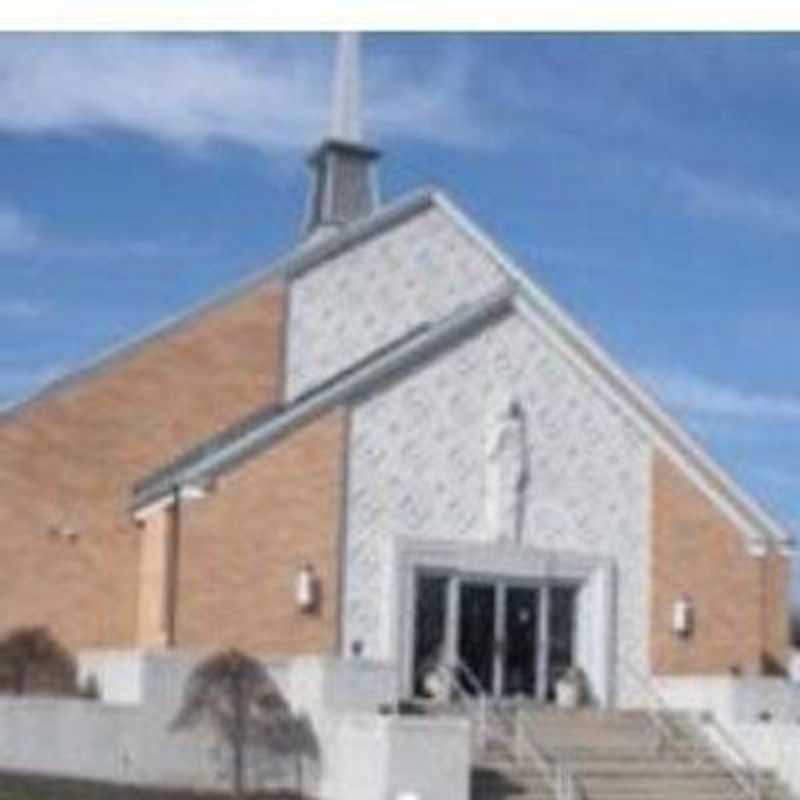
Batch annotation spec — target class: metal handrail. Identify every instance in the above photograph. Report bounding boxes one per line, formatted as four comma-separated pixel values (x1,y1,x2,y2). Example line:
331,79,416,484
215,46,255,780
414,656,488,747
699,712,764,800
421,658,582,800
511,704,582,800
620,657,761,800
447,660,490,750
618,657,689,758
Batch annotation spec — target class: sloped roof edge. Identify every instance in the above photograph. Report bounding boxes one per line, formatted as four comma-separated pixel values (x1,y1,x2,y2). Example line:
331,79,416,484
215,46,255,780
430,190,793,553
0,186,437,424
132,287,514,512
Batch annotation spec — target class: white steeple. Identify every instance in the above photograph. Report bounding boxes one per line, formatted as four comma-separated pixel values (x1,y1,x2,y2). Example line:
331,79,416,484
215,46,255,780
303,32,380,240
330,32,363,143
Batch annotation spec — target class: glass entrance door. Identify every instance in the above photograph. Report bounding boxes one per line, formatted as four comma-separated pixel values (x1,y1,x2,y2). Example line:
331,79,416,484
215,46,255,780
412,573,449,698
503,586,540,697
411,571,578,702
546,585,578,700
458,582,497,694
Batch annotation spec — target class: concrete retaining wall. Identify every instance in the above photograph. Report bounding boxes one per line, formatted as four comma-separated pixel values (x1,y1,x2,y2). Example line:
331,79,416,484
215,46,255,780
717,723,800,796
331,714,471,800
655,676,800,724
0,650,470,800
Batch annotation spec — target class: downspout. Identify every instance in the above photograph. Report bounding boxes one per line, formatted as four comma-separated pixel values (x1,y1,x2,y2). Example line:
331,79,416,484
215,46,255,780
165,483,181,647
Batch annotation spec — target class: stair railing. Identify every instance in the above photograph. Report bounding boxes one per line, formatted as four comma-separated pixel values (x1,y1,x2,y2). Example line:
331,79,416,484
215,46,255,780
446,659,490,752
618,656,684,757
697,712,764,800
413,656,489,750
620,657,761,800
425,658,583,800
511,704,582,800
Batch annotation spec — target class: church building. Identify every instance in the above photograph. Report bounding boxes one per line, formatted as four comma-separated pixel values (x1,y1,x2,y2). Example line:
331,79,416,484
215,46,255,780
0,33,793,715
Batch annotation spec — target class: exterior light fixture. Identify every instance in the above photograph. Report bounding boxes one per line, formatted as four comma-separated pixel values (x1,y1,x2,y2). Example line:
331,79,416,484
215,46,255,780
672,594,694,638
295,564,318,613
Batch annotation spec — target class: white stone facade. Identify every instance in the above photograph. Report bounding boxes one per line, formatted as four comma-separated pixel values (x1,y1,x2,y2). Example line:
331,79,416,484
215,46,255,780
343,309,652,705
285,206,507,400
283,204,656,704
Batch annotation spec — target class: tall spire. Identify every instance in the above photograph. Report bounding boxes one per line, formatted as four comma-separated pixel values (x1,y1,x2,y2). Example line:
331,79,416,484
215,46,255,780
303,32,380,240
330,32,363,143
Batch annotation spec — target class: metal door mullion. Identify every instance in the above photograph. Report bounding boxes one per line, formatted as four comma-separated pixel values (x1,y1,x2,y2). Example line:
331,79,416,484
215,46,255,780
446,575,460,671
494,582,506,697
537,584,550,703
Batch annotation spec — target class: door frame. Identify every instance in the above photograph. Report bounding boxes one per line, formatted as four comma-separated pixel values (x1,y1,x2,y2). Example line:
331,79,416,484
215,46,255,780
418,571,576,702
393,539,616,707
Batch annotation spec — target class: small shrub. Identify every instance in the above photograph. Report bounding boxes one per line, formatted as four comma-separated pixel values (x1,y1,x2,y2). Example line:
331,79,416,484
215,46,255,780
172,649,318,798
0,627,78,696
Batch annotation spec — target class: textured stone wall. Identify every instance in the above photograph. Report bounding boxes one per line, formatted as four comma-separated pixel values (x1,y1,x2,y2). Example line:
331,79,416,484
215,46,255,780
0,281,285,649
172,409,346,654
285,206,507,400
651,450,790,675
345,309,652,702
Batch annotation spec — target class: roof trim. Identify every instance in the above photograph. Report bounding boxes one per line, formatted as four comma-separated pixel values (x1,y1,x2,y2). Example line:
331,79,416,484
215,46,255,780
98,177,790,552
430,190,793,552
132,286,513,512
0,186,437,425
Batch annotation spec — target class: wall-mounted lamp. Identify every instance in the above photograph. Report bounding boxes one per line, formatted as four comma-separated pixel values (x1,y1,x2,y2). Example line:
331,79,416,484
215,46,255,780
295,564,319,613
672,594,694,638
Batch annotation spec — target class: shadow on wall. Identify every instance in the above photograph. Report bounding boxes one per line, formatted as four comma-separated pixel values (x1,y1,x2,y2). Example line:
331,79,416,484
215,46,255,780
171,649,319,798
0,627,84,697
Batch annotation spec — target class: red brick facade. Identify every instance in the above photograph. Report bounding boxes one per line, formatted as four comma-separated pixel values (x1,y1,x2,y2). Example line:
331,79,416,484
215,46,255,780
0,281,285,648
165,409,347,654
651,450,790,676
0,268,790,677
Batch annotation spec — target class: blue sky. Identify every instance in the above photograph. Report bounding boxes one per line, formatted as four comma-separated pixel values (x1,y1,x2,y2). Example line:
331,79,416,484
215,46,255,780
1,33,799,590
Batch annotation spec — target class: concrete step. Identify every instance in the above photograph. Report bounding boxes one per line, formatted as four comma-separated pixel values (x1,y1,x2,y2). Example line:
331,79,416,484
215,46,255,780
540,744,712,761
470,708,799,800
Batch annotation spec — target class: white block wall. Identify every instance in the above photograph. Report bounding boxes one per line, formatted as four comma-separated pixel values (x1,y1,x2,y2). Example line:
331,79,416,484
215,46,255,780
286,206,507,400
345,309,652,704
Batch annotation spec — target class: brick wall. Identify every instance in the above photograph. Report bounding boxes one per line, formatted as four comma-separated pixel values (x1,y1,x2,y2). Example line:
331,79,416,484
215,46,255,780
0,281,285,649
169,409,347,654
651,450,790,675
763,550,791,674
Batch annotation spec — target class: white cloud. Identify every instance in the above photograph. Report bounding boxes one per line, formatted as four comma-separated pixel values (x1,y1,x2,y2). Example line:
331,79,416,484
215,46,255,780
42,234,224,263
662,165,800,236
0,34,498,152
0,207,223,263
0,299,45,318
0,206,40,253
639,368,800,422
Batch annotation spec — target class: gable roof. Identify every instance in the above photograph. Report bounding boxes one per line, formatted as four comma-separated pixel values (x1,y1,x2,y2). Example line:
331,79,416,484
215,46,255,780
433,191,793,554
0,186,437,425
132,286,513,511
131,188,793,556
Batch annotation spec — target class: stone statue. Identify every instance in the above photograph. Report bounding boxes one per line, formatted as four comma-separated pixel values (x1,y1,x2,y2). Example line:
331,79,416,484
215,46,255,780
485,393,528,543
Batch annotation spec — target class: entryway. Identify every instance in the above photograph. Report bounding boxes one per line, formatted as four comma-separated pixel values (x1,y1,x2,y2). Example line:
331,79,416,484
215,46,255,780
412,571,578,702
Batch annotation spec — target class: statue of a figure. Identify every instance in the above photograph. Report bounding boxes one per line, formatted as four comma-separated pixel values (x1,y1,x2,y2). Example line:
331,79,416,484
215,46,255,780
485,394,528,543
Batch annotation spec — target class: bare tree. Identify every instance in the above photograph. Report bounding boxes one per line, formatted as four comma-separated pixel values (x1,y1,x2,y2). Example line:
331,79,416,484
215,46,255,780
172,649,318,798
0,626,77,696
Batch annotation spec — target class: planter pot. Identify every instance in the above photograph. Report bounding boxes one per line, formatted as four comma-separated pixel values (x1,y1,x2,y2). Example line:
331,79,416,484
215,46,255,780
556,680,580,709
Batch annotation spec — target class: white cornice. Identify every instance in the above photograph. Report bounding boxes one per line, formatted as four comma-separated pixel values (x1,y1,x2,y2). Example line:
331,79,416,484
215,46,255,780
431,189,794,555
131,483,212,523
